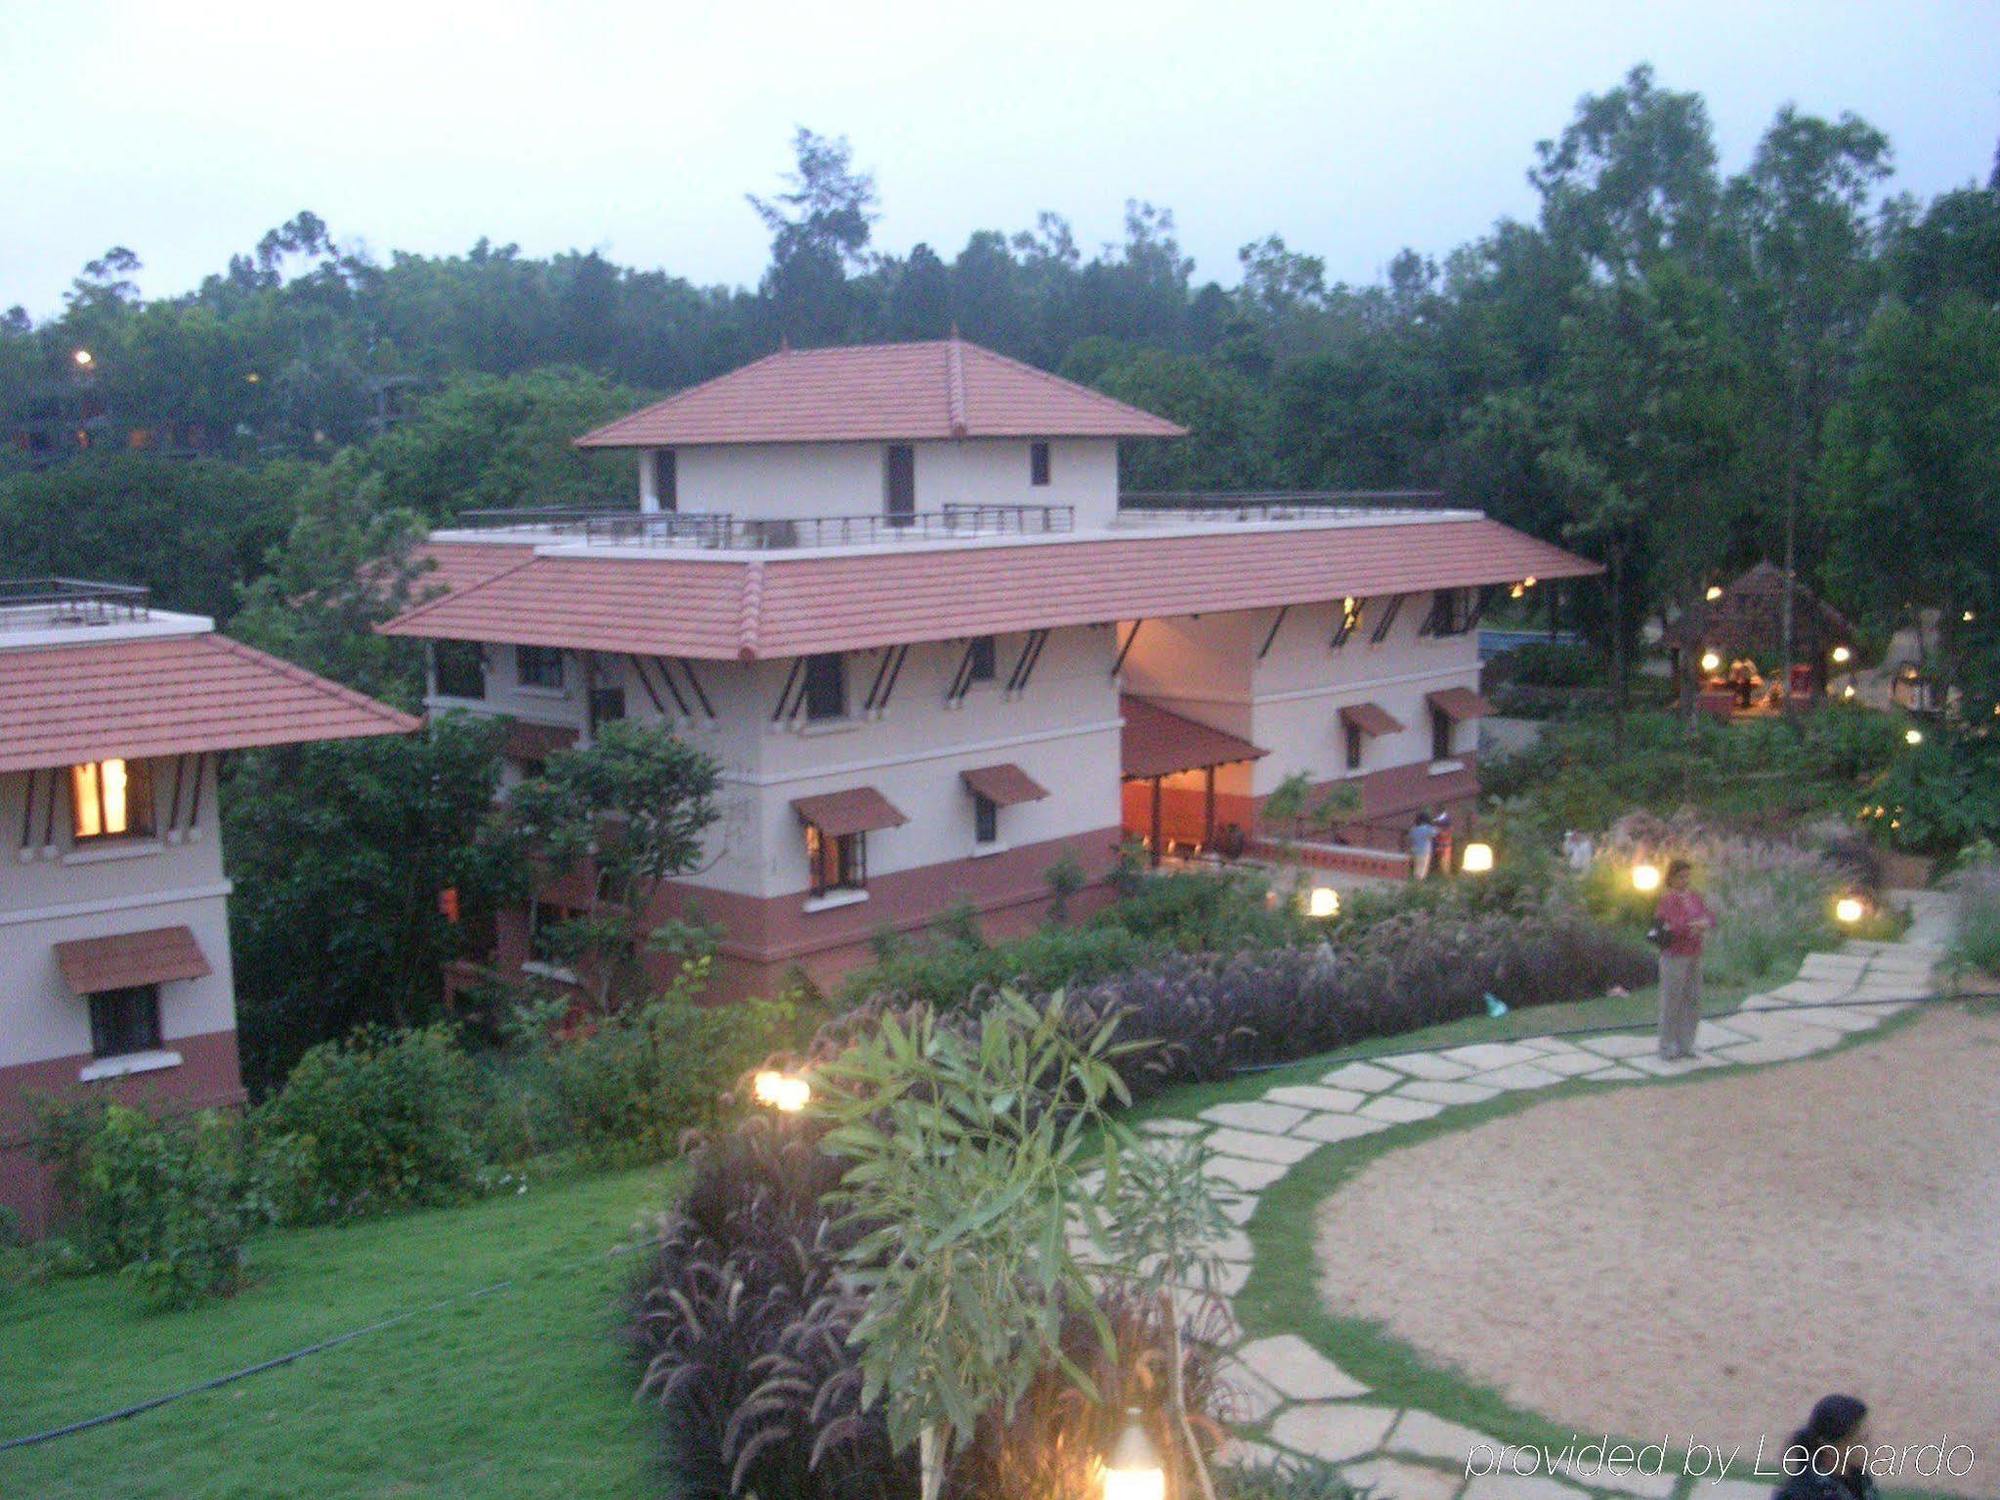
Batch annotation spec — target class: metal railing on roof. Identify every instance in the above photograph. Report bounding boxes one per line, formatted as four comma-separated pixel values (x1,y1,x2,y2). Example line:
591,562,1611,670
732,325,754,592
0,577,151,629
1118,489,1451,523
452,503,1075,550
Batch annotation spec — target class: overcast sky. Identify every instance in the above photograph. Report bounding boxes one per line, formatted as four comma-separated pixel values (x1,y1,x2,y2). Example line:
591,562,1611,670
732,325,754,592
3,0,1996,319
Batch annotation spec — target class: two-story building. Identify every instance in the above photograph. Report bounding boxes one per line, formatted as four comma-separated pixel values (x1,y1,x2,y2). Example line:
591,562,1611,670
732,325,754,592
381,338,1598,1001
0,580,417,1235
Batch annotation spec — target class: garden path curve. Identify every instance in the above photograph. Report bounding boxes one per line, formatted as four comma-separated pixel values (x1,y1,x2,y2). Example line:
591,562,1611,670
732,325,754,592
1120,894,1951,1500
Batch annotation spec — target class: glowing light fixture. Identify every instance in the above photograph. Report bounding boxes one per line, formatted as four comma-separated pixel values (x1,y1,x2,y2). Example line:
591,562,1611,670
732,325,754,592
1461,841,1494,874
1963,610,1976,623
1905,728,1924,746
1699,651,1722,674
1307,886,1340,919
1523,575,1537,589
72,348,93,368
1705,585,1723,602
1842,684,1857,700
1831,645,1851,665
751,1069,811,1113
1834,896,1866,926
1101,1409,1166,1500
1631,862,1663,893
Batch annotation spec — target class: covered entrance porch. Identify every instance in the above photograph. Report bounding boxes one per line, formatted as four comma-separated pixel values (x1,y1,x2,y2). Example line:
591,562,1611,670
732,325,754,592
1118,694,1269,867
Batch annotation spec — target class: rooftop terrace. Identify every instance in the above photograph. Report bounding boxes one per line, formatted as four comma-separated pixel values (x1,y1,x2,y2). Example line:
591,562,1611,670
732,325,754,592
0,577,152,631
437,491,1461,555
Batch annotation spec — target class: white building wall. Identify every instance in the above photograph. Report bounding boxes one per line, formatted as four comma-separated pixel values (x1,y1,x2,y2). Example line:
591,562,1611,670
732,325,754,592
0,759,237,1070
666,438,1119,529
426,627,1124,905
1119,593,1485,796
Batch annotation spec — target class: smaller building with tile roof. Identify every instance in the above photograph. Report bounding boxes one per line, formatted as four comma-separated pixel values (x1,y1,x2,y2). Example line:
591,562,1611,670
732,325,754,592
0,579,417,1236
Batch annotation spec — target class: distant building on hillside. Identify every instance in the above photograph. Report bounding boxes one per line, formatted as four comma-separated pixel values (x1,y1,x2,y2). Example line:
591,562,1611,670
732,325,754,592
0,579,417,1236
380,338,1600,1001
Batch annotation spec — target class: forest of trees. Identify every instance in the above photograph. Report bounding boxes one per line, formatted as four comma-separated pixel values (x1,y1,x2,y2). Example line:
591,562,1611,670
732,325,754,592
4,65,1997,1079
5,65,1997,699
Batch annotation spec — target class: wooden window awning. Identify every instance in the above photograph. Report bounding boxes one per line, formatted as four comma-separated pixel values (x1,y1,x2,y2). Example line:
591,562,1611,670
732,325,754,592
791,787,908,837
960,763,1049,807
1427,687,1495,722
1338,702,1404,737
55,925,211,996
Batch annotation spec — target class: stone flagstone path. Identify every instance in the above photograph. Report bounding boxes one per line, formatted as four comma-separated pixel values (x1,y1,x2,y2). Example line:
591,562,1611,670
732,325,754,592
1117,893,1951,1500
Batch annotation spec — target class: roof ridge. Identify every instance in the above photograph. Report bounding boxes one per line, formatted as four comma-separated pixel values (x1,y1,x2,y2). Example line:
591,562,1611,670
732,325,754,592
572,348,792,447
955,341,1186,434
944,339,968,440
373,552,541,634
211,635,421,731
737,559,766,661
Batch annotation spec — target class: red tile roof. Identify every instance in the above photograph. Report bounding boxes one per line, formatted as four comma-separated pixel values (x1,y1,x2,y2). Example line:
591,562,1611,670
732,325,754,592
960,763,1049,807
55,925,212,995
1121,695,1268,780
0,633,420,773
380,518,1600,662
790,786,908,837
575,339,1187,447
1339,702,1405,737
414,540,538,601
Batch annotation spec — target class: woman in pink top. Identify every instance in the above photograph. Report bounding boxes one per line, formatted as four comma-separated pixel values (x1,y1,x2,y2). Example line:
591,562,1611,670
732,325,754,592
1653,859,1716,1059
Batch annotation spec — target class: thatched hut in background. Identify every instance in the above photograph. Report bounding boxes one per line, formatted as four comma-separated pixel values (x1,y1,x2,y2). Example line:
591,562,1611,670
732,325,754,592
1664,561,1855,705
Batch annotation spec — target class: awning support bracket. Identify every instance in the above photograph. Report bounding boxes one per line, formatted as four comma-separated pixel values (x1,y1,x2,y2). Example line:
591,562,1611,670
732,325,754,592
1111,620,1144,679
1258,606,1289,660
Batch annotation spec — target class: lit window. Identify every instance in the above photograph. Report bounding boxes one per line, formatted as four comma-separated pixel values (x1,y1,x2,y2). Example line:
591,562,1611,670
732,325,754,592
71,758,153,842
1029,441,1051,487
517,646,565,689
806,825,867,895
88,984,162,1058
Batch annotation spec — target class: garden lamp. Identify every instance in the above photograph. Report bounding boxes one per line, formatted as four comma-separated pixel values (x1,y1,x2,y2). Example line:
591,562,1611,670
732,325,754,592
72,348,93,368
1831,645,1852,665
1102,1408,1166,1500
752,1069,811,1113
1905,728,1923,746
1699,651,1721,674
1631,862,1663,893
1705,584,1723,602
1834,896,1866,926
1461,841,1494,874
1307,886,1339,918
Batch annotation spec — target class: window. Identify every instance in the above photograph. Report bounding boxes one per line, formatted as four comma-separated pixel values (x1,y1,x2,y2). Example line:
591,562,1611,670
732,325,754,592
590,687,627,724
973,794,999,846
806,825,867,896
528,903,586,967
1029,441,1051,487
71,758,153,843
1431,705,1454,761
89,984,162,1059
884,444,916,525
1421,588,1477,637
434,641,485,699
967,635,997,684
1345,721,1365,772
803,653,846,721
652,449,677,511
517,646,566,690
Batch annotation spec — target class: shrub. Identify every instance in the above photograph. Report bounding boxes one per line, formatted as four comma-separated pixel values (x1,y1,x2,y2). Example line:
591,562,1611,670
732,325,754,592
1863,733,2000,855
1094,870,1309,952
255,1024,487,1221
30,1101,288,1307
838,923,1158,1011
1493,641,1603,689
536,983,789,1163
1950,861,2000,976
1584,813,1844,987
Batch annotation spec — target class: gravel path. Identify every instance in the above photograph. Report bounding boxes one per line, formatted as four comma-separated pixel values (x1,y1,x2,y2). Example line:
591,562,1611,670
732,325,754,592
1315,1005,1999,1497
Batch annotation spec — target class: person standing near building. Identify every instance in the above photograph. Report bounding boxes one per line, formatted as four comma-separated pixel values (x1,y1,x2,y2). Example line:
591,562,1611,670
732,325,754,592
1407,812,1436,881
1433,810,1455,878
1652,859,1715,1059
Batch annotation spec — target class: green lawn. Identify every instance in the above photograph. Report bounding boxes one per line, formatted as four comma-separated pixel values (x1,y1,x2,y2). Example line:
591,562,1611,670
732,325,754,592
0,1161,683,1500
